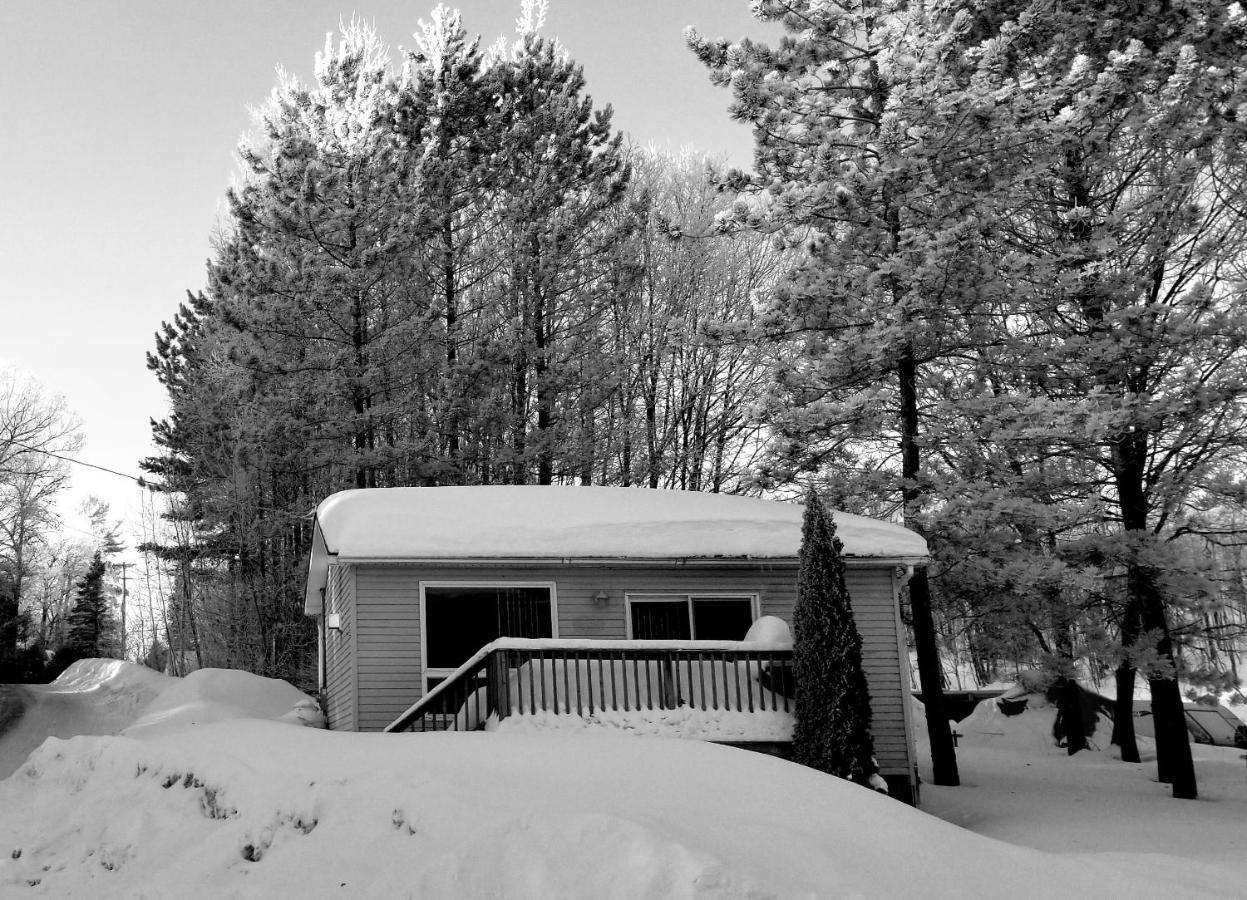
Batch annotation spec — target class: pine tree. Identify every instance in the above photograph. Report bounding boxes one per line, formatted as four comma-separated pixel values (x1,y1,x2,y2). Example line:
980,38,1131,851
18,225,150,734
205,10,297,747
792,488,875,785
964,0,1247,799
65,552,113,659
688,0,979,786
490,25,630,484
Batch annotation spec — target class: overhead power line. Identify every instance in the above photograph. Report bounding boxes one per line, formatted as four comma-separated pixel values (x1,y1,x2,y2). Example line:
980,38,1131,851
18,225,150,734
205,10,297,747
4,439,160,489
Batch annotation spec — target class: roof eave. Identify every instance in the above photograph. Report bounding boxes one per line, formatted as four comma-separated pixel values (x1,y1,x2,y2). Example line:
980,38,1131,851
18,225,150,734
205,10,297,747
325,553,929,569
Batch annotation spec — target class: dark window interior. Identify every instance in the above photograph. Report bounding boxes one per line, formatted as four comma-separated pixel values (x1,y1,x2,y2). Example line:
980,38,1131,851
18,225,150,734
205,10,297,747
425,586,551,670
630,601,692,640
630,596,754,640
691,598,754,640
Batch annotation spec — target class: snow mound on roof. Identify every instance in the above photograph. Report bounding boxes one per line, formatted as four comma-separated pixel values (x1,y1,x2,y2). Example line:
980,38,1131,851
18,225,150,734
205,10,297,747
124,668,324,737
315,485,928,561
0,723,1165,898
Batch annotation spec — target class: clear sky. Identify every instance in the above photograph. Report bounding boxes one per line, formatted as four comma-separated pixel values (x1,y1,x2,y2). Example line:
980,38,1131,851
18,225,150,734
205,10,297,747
0,0,779,543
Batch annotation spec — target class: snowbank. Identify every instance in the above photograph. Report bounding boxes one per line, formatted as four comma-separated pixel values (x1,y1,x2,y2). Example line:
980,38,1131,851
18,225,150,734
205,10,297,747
124,668,324,738
0,661,323,780
952,693,1076,753
1,723,1177,898
6,663,1245,896
48,659,174,698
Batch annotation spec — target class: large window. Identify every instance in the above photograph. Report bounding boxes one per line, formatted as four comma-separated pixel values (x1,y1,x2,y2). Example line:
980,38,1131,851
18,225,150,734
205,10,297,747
421,583,555,690
626,594,757,641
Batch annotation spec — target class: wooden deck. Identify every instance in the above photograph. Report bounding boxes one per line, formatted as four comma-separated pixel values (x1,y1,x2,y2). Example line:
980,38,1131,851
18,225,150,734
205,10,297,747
385,638,794,740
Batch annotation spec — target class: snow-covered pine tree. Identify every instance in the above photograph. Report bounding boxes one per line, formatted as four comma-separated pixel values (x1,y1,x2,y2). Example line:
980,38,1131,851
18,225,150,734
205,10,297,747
968,0,1247,799
220,18,435,492
395,5,508,481
688,0,1003,786
65,552,113,660
792,488,875,785
489,22,630,484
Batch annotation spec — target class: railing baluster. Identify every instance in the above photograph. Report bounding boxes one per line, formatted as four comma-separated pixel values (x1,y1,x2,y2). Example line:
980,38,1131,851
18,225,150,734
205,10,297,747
597,653,607,713
745,653,755,713
476,673,484,728
500,653,512,722
538,652,548,713
563,650,573,715
672,649,683,708
548,652,558,715
609,651,619,712
709,651,719,710
573,648,583,713
526,652,535,715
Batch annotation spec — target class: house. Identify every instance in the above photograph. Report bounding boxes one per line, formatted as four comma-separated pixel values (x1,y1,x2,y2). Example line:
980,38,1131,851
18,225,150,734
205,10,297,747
304,485,929,802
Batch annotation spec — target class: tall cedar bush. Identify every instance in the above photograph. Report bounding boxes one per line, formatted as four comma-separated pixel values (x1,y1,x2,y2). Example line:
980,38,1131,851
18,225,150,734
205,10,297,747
792,488,875,784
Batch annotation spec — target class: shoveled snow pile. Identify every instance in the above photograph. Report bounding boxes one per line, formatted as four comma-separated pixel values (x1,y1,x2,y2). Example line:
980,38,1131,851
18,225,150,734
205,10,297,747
123,668,323,738
1,721,1182,899
46,659,173,699
0,661,176,781
0,661,323,781
951,691,1079,753
4,663,1245,897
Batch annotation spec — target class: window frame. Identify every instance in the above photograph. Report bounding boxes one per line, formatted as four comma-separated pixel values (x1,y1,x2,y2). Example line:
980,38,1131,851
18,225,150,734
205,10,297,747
623,592,759,641
419,580,559,694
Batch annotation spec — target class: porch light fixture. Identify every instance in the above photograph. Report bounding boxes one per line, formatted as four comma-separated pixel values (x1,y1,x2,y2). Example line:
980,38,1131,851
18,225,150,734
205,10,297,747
326,613,342,631
593,591,610,607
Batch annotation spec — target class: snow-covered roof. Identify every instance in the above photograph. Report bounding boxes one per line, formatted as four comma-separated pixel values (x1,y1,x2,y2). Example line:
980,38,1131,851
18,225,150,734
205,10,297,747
304,486,928,614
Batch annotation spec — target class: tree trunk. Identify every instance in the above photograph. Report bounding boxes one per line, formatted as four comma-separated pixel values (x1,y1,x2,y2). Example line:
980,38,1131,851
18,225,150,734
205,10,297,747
910,567,960,785
1111,595,1142,762
898,341,959,785
1116,428,1196,798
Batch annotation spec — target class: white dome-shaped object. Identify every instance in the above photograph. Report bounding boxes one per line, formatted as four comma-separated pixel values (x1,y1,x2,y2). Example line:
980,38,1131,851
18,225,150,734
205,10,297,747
744,616,792,648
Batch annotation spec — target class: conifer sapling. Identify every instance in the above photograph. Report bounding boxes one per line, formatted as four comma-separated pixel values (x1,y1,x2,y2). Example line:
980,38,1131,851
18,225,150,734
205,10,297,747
792,488,876,785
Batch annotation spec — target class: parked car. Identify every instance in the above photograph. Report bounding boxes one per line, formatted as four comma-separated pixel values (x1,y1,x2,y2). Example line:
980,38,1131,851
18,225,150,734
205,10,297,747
1134,703,1247,749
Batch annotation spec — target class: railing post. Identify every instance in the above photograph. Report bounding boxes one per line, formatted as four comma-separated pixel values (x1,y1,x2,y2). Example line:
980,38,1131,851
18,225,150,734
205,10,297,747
487,650,512,722
661,652,677,709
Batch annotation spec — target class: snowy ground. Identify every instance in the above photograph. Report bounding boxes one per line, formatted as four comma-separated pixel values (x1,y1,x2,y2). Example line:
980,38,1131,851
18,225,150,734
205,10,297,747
920,693,1247,894
1,662,1245,898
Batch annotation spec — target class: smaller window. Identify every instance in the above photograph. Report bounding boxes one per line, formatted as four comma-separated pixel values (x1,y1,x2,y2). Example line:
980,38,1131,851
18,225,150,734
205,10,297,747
627,593,757,640
692,597,755,640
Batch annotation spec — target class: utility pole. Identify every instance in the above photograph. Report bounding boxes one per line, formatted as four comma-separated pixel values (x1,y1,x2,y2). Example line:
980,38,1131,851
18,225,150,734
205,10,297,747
117,561,130,660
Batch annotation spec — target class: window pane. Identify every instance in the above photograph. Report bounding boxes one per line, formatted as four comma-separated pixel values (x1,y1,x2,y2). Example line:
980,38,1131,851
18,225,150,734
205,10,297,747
630,601,692,640
425,586,551,670
691,599,753,640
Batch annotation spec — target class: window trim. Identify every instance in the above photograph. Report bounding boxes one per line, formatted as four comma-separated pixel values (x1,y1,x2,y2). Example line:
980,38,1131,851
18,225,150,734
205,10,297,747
419,580,559,694
623,592,759,640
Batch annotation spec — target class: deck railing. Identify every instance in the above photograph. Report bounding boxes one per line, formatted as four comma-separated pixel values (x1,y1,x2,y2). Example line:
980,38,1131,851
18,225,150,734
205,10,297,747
384,638,794,734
